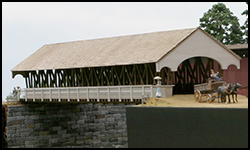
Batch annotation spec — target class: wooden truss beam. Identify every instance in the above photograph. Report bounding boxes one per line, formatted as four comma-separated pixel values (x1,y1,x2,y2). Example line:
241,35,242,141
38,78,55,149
24,63,157,88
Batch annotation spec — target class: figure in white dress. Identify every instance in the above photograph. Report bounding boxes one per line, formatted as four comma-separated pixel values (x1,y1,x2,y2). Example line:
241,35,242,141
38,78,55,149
156,80,162,98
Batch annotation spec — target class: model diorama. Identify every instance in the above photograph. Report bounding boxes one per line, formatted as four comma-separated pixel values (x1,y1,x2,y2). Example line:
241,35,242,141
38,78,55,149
9,28,246,105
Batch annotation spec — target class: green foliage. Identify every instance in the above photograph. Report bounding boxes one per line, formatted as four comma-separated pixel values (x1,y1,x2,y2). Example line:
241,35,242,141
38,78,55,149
241,2,248,43
199,3,244,44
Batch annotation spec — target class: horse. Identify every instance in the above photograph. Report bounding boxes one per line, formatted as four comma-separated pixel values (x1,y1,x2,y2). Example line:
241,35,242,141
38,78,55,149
217,83,233,103
226,83,235,103
230,83,242,103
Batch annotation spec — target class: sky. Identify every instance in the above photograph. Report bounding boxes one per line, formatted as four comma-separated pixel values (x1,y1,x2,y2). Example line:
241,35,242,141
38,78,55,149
2,2,248,101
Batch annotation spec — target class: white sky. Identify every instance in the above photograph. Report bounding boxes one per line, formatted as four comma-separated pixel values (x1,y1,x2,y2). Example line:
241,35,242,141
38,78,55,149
2,2,248,101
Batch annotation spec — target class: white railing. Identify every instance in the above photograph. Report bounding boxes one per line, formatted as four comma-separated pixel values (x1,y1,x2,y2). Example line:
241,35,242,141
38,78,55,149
18,85,174,103
19,85,154,103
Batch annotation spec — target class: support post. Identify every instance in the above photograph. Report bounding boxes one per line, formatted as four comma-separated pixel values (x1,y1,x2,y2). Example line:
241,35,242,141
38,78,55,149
41,89,43,102
58,89,61,102
118,87,121,102
77,88,79,102
142,85,145,96
50,88,52,102
130,86,133,102
87,88,89,102
25,89,27,102
97,87,99,102
67,88,70,102
108,87,110,102
33,89,35,102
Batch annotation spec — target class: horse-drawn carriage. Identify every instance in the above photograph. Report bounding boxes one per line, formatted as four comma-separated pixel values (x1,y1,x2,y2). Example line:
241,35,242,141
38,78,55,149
194,79,226,103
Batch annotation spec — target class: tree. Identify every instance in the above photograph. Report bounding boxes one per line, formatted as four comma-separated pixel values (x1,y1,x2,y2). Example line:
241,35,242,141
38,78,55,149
241,2,248,43
199,3,244,45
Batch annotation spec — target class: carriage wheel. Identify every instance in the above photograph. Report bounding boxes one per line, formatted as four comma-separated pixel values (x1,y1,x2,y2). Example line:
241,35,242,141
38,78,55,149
206,94,212,103
194,90,201,102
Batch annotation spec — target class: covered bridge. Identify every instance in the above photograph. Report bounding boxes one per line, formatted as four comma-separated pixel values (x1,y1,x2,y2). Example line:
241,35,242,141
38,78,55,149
11,27,242,103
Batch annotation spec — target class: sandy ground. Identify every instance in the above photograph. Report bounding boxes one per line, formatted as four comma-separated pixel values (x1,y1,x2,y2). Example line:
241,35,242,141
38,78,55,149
139,94,248,108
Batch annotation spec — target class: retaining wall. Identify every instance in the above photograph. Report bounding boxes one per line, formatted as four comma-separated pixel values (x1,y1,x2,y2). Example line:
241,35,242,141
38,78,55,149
2,105,7,148
127,106,248,148
5,103,133,148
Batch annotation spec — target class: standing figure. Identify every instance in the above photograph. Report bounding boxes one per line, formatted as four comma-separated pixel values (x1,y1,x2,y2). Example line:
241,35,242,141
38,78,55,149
210,69,220,81
12,87,17,97
156,80,162,98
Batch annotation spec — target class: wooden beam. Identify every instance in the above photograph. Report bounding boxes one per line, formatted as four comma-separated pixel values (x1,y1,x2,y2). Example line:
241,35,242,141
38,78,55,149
23,63,162,88
124,66,132,85
61,70,65,87
29,72,32,88
147,63,156,84
71,69,74,87
143,64,148,84
93,67,100,86
119,66,125,85
102,67,109,86
99,67,104,86
105,67,111,86
89,68,93,86
113,66,121,85
111,67,114,86
83,68,90,86
131,65,136,85
135,65,144,85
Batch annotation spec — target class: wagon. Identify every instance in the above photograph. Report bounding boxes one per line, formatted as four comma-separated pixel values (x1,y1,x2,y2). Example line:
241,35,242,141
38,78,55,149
194,79,226,103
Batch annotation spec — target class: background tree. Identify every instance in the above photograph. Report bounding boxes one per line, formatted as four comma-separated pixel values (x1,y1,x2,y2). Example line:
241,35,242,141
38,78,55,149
241,2,248,43
199,3,244,45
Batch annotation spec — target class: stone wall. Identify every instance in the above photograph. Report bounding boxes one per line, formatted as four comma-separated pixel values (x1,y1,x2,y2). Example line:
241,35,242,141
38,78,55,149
6,103,134,148
2,105,7,148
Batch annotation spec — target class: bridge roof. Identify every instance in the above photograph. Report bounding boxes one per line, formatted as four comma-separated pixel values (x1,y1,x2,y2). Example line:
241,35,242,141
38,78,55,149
11,27,241,77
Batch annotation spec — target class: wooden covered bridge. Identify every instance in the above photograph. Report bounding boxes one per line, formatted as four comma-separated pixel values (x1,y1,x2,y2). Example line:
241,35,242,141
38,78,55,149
11,27,242,103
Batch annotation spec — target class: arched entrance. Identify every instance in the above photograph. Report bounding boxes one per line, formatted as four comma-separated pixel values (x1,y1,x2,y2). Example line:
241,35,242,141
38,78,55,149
173,57,222,94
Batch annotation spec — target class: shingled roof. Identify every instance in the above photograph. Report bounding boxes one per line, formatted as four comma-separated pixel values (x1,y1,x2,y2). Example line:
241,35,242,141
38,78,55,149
11,27,198,71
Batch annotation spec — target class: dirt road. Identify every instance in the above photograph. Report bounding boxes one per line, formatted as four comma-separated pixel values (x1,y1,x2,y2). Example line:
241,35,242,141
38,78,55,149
139,94,248,108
